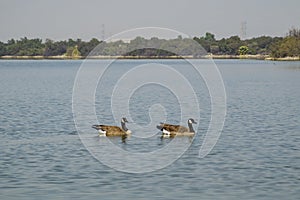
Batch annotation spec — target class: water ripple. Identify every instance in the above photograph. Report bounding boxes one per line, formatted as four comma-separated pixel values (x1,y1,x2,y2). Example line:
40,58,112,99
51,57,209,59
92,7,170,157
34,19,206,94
0,60,300,199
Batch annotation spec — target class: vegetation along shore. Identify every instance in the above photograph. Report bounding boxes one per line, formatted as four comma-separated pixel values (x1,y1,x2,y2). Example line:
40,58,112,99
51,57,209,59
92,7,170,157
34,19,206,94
0,28,299,60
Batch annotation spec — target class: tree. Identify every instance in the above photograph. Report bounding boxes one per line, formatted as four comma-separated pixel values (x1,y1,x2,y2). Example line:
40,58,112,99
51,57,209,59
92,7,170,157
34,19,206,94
72,45,81,57
3,37,44,56
193,37,210,53
278,37,299,57
204,32,216,42
0,42,6,56
226,36,242,55
0,28,299,58
210,45,220,54
78,38,101,57
44,39,67,56
65,45,81,57
193,32,217,53
270,28,300,58
288,27,300,38
238,46,249,55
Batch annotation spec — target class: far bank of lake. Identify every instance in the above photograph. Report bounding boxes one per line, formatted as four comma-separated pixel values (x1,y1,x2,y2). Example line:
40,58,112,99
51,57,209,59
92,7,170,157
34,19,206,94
1,55,300,61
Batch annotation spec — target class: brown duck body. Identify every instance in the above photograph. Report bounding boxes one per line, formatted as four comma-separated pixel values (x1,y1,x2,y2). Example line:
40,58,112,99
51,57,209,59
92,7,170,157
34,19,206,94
157,118,197,137
93,125,130,136
92,117,131,137
158,123,189,132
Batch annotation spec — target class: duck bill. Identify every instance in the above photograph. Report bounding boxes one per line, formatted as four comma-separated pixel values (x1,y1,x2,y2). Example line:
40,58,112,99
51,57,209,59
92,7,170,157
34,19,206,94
92,125,99,130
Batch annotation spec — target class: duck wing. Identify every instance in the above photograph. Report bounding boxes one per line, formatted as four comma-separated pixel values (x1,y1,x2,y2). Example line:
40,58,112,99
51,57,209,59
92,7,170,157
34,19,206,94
98,125,124,132
157,123,177,131
159,123,188,132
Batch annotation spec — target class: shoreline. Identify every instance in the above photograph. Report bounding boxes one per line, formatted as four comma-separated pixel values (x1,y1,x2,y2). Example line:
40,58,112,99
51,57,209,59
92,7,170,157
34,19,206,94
0,55,299,61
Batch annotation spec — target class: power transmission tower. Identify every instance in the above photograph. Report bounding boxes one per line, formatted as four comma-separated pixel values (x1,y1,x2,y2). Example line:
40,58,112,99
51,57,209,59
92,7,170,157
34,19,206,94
101,24,105,41
240,21,247,39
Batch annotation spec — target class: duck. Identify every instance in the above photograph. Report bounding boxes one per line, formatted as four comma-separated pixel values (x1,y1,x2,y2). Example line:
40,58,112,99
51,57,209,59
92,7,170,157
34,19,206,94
92,117,131,137
156,118,197,137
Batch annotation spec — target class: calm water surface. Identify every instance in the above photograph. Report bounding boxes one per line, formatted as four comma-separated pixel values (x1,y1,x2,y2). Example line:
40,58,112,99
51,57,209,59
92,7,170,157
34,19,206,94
0,60,299,199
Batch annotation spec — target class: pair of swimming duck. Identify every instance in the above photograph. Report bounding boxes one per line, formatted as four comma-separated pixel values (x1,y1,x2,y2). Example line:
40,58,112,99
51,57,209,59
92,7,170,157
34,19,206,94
92,117,197,137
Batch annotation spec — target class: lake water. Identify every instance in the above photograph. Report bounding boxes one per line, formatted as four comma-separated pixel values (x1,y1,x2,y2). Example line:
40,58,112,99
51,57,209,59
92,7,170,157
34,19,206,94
0,59,299,199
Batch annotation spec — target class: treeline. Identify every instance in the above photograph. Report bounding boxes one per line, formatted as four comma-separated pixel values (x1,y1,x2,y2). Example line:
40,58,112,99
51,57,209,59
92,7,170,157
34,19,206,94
0,38,101,57
0,28,299,58
193,28,300,58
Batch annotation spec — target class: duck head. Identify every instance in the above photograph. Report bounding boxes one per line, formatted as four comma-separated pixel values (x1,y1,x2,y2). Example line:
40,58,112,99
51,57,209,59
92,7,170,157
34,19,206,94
121,117,129,123
188,118,197,124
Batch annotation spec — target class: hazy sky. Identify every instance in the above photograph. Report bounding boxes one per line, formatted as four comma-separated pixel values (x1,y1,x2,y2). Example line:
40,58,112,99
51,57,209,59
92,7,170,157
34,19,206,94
0,0,299,41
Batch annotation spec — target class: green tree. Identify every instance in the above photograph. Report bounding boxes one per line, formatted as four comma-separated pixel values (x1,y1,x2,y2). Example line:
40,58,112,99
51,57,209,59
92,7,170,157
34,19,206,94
210,45,220,54
226,36,242,55
65,47,74,56
238,46,249,55
0,42,6,56
270,28,300,58
193,32,217,53
6,38,19,55
78,38,101,57
3,37,43,56
65,45,81,57
44,39,67,56
72,45,81,57
204,32,216,42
